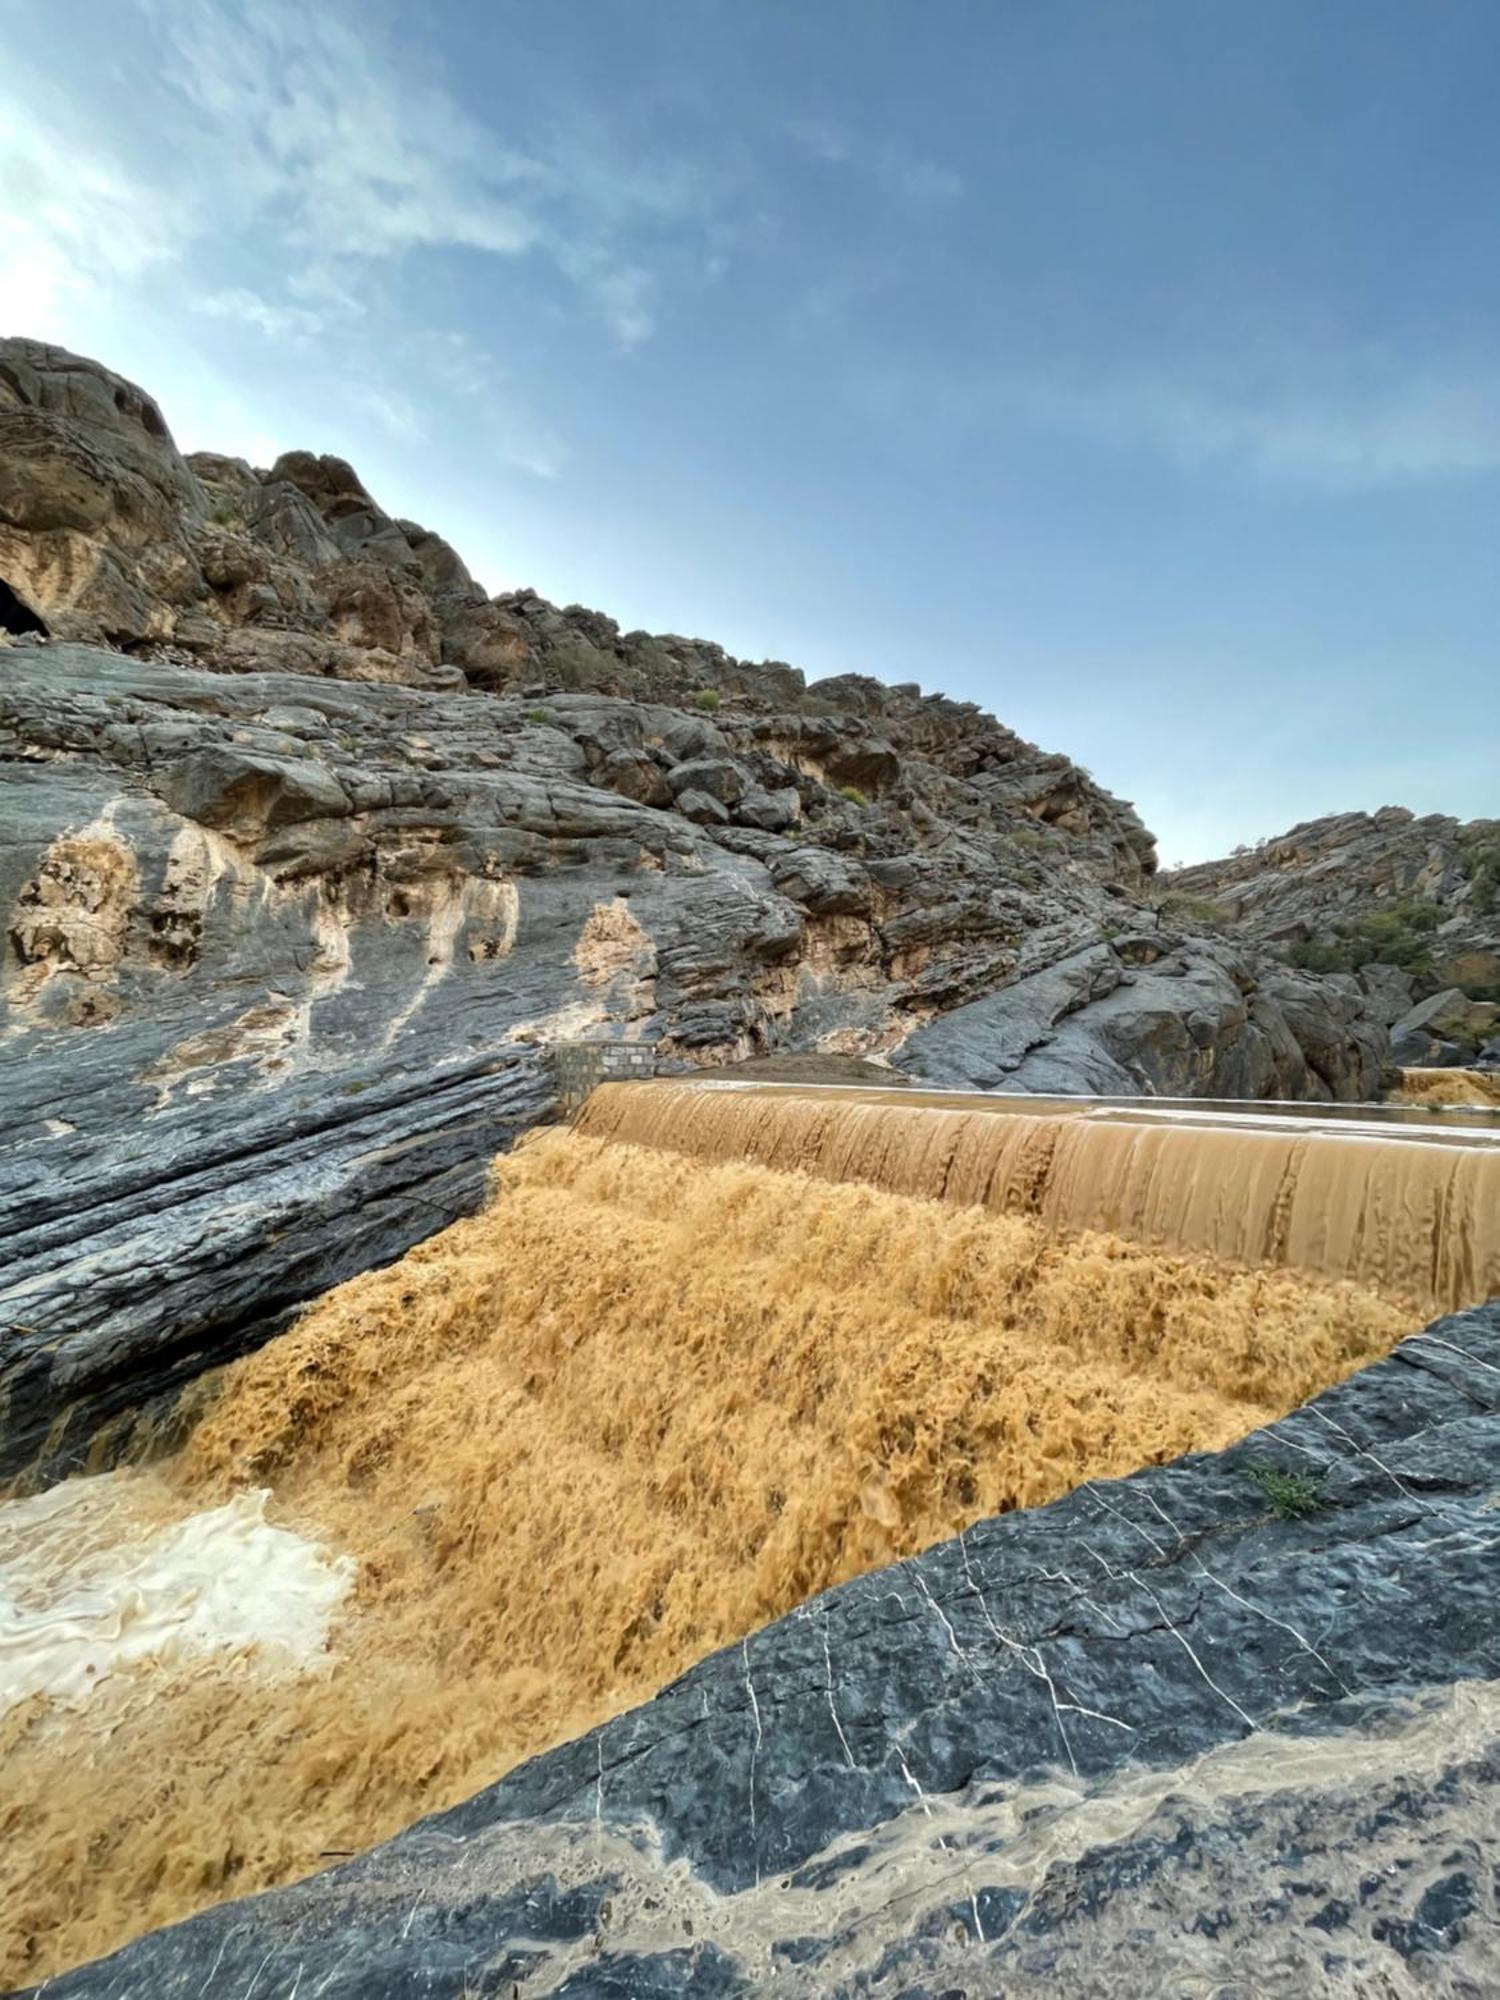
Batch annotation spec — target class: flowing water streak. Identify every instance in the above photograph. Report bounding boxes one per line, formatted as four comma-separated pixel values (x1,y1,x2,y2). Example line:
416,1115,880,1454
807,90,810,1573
578,1082,1500,1312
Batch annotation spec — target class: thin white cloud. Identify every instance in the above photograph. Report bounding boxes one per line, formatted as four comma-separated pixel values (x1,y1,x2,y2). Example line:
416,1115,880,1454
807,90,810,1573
2,0,742,367
196,288,328,340
0,95,180,338
789,116,962,206
856,345,1500,491
1005,356,1500,488
788,117,853,165
874,149,963,206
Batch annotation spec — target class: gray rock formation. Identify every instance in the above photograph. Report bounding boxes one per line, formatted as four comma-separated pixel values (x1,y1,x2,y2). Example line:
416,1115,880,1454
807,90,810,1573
1390,989,1500,1070
0,338,1403,1481
1164,808,1500,1023
0,637,1165,1484
894,933,1387,1099
28,1300,1500,1998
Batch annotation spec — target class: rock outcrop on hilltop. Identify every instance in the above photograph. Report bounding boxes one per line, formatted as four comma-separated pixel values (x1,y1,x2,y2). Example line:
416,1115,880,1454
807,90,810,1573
27,1301,1500,1999
1165,808,1500,1066
0,337,1397,1479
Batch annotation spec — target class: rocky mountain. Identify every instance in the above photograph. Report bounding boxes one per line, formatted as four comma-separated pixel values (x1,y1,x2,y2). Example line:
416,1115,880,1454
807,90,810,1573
0,338,1413,1480
1165,808,1500,1066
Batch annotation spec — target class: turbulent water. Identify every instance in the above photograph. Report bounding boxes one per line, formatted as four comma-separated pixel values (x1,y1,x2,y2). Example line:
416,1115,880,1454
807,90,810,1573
0,1126,1416,1985
1393,1066,1500,1110
580,1081,1500,1312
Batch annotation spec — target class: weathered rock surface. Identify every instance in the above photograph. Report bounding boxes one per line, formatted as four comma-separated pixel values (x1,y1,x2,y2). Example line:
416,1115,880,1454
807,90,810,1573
894,933,1388,1099
29,1301,1500,1998
1166,808,1500,1027
1390,989,1500,1070
0,339,1403,1478
0,638,1157,1483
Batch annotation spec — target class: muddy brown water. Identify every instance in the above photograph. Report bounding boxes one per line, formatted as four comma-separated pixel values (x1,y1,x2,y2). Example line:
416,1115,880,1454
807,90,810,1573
7,1085,1485,1983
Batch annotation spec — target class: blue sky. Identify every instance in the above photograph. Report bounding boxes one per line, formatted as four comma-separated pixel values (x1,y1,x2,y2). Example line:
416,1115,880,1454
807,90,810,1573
4,0,1496,861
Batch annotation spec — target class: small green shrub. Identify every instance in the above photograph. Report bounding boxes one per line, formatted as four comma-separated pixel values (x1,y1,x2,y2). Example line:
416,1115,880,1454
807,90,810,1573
1285,899,1440,979
837,783,870,808
525,707,553,725
1157,891,1228,927
1243,1462,1323,1520
693,688,721,712
1464,837,1500,916
1284,941,1352,975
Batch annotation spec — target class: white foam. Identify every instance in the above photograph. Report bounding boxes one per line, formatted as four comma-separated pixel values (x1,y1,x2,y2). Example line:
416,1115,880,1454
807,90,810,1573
0,1472,354,1713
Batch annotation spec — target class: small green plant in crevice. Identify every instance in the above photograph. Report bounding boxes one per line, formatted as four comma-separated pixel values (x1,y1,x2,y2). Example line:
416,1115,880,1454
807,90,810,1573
837,783,870,808
1284,900,1441,980
1157,890,1229,927
692,688,721,712
1243,1461,1323,1520
524,707,553,725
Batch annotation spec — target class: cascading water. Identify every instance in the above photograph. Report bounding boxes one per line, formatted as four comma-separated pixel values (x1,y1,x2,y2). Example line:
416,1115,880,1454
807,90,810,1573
578,1081,1500,1313
6,1083,1488,1985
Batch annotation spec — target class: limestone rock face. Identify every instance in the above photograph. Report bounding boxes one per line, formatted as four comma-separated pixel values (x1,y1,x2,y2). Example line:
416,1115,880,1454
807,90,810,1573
895,934,1388,1100
1165,808,1500,1023
1391,988,1500,1069
0,339,1406,1477
29,1303,1500,1998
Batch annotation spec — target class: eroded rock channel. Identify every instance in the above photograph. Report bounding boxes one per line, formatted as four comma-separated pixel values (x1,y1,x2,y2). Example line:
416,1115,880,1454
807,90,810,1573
10,1086,1491,1988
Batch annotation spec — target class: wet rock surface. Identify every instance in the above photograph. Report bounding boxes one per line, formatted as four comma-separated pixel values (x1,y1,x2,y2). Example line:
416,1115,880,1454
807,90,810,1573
29,1301,1500,1998
1165,807,1500,1034
0,340,1412,1481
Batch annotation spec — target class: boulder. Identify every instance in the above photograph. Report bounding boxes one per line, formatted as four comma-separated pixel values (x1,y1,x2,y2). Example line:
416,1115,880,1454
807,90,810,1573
734,785,800,832
667,756,746,806
1358,960,1417,1026
1391,988,1500,1067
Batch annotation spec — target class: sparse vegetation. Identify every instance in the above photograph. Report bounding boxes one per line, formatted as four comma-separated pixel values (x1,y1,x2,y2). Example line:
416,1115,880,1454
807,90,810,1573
1243,1461,1323,1520
693,688,721,712
837,783,870,808
1284,900,1441,979
525,707,553,726
1463,834,1500,917
1157,891,1229,927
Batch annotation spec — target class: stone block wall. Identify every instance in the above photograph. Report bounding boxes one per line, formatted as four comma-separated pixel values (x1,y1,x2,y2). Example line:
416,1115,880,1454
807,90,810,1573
551,1040,659,1112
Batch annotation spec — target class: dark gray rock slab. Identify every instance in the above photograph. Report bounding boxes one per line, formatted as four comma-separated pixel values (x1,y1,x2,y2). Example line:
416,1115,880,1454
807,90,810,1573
895,937,1387,1100
28,1303,1500,1998
1392,989,1500,1068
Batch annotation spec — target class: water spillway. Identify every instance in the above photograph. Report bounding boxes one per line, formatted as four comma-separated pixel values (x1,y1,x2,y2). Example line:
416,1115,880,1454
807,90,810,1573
8,1084,1493,1984
578,1081,1500,1315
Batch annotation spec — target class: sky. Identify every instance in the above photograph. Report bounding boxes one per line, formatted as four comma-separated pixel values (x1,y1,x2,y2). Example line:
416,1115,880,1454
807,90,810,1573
3,0,1496,863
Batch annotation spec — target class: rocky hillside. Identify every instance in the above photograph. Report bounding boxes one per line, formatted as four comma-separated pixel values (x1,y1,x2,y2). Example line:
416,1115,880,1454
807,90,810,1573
0,337,1411,1479
1165,809,1500,1066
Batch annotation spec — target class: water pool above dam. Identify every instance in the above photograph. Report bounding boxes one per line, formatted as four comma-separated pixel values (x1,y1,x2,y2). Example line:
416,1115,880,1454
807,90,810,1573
578,1079,1500,1315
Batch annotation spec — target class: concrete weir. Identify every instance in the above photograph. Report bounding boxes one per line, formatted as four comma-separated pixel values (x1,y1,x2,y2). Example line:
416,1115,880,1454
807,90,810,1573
578,1080,1500,1314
